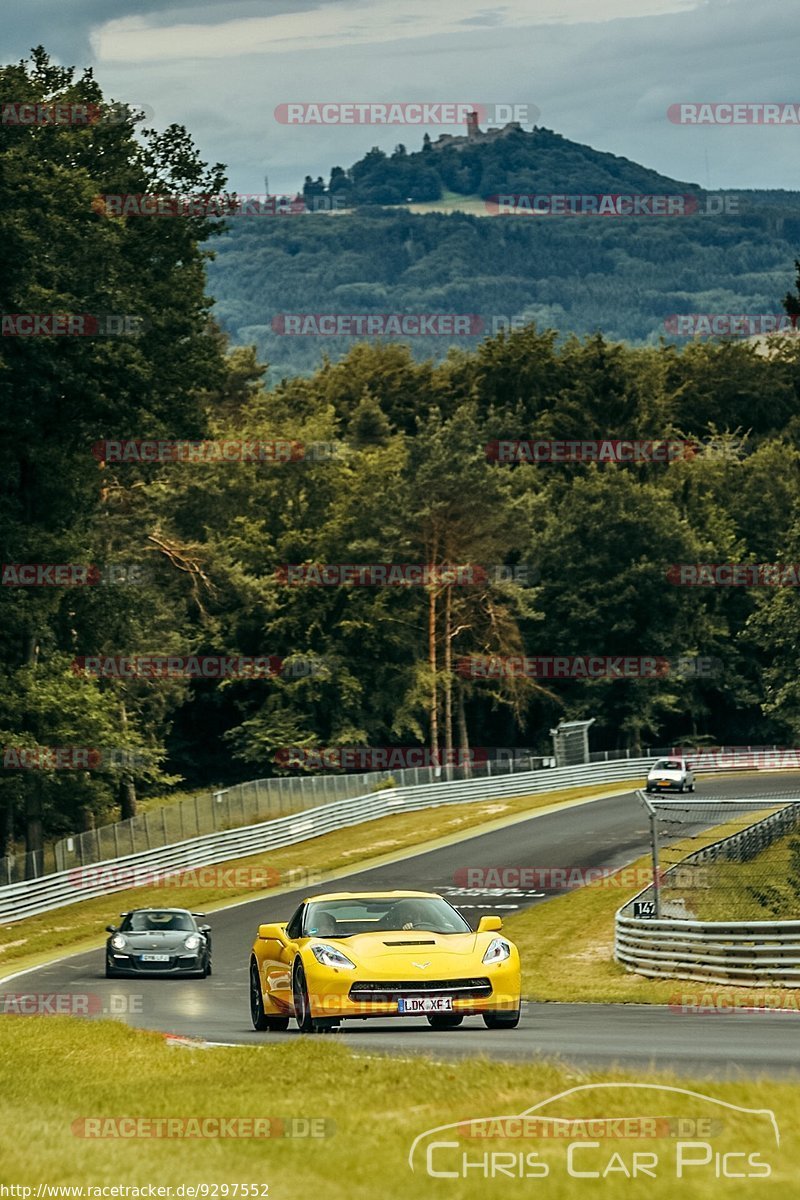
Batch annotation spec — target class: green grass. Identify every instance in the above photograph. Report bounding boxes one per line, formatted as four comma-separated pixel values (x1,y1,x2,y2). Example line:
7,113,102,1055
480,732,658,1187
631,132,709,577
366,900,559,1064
381,189,489,215
0,1019,794,1196
135,787,215,814
0,782,633,979
660,827,800,921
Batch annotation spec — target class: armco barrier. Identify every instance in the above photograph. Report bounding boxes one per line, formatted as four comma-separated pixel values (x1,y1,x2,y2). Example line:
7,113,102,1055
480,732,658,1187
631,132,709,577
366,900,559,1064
5,743,784,884
2,752,555,884
616,797,800,985
0,757,652,925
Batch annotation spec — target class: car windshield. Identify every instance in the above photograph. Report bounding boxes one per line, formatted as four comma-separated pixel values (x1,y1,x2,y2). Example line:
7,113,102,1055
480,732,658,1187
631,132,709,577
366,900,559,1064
121,911,195,933
654,760,683,771
304,897,471,938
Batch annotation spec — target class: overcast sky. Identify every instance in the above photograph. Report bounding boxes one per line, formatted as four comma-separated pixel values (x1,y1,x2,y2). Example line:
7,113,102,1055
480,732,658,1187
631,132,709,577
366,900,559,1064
6,0,800,194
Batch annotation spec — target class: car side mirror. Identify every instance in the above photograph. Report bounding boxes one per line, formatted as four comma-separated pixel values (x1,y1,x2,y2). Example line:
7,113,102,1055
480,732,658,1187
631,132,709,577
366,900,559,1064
199,925,211,933
477,915,503,933
105,925,117,934
258,922,288,942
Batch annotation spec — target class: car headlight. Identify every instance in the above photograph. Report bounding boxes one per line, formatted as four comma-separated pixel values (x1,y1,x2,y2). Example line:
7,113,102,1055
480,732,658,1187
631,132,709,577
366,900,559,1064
310,944,356,969
482,937,511,965
184,933,201,952
110,934,127,951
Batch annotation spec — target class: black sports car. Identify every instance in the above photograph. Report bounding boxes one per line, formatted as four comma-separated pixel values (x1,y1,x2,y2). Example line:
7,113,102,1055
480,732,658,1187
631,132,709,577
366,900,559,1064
105,908,212,978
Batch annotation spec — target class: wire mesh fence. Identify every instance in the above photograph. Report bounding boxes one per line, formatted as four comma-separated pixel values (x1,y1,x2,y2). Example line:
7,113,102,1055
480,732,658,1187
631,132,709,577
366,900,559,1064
1,751,562,884
627,793,800,921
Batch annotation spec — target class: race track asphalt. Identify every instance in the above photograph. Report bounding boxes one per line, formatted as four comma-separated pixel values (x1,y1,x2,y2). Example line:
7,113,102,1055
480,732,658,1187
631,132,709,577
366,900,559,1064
6,773,800,1078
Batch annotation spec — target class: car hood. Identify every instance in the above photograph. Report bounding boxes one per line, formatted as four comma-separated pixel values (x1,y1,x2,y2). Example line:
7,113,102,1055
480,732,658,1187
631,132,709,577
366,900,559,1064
115,931,197,951
306,931,496,967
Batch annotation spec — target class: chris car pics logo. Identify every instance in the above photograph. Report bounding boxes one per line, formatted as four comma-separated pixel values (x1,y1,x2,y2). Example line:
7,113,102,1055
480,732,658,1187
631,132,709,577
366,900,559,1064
408,1083,779,1180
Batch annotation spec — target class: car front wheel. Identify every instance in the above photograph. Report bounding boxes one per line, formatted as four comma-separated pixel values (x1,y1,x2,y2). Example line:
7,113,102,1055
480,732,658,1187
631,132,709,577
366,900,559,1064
483,1011,520,1029
293,963,337,1033
250,959,289,1031
426,1014,463,1030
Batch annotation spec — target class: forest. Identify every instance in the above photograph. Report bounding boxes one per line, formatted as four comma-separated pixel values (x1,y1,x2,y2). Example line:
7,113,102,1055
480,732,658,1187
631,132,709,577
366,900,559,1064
3,51,800,860
209,125,800,380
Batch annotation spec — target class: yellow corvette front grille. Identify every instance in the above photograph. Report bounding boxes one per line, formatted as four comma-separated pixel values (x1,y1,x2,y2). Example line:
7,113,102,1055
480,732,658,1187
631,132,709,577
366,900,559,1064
349,978,492,1001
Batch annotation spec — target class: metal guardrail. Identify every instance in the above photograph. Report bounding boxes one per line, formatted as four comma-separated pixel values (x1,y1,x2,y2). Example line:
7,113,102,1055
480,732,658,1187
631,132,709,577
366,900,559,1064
3,747,671,885
616,797,800,985
5,741,782,885
3,754,561,885
0,756,653,925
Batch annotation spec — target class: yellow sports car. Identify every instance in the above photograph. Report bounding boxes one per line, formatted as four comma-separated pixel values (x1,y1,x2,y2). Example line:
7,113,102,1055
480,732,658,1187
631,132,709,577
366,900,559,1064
249,890,521,1033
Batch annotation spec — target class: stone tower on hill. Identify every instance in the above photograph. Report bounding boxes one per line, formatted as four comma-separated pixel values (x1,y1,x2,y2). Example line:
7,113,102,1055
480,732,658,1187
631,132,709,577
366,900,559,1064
432,113,527,151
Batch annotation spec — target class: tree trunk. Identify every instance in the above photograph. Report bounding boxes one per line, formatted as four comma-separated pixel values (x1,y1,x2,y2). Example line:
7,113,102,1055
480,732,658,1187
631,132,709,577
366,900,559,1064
23,630,39,667
119,773,137,820
443,585,453,774
1,796,14,857
24,778,43,878
457,685,471,778
428,585,439,769
118,701,137,818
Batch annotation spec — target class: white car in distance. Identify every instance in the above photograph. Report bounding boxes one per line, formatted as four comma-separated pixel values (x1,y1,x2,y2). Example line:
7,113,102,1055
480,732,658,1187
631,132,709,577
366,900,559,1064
645,757,695,793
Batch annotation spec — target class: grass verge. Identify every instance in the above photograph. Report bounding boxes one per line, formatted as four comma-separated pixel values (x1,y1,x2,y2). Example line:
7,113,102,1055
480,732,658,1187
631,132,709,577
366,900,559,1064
667,827,800,921
0,781,635,979
0,1019,793,1197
